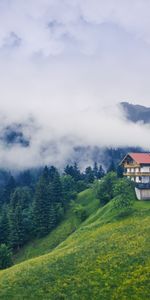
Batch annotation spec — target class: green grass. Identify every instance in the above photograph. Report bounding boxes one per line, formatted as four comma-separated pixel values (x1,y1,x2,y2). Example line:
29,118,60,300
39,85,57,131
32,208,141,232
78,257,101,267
0,190,150,300
15,189,99,264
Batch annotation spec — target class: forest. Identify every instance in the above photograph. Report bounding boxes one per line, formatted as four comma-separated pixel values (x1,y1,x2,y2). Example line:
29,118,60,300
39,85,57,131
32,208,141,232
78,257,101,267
0,162,106,269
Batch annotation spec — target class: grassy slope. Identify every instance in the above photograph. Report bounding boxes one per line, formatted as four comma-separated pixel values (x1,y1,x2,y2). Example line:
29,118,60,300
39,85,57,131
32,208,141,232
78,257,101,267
15,189,99,264
0,190,150,300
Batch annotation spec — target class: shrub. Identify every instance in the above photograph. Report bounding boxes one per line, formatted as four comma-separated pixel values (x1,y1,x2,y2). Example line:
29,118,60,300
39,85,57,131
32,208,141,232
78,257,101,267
0,244,13,270
71,202,87,221
94,172,117,205
113,178,135,210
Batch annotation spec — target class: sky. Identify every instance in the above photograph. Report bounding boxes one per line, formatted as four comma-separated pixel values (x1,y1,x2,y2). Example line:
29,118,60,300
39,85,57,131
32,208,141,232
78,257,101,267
0,0,150,169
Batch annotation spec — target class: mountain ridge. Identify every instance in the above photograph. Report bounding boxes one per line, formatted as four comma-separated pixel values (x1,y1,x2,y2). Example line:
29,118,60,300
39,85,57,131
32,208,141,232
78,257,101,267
120,101,150,123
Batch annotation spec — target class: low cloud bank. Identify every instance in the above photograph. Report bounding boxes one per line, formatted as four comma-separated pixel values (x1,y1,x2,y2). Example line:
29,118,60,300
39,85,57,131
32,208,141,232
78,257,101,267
0,104,149,170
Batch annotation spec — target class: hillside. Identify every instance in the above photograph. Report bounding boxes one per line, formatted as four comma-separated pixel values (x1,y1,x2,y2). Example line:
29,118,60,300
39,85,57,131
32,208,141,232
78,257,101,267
14,189,99,264
0,189,150,300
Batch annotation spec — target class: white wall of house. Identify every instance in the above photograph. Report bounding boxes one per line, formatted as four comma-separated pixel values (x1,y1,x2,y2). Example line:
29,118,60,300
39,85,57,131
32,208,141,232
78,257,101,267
135,187,150,200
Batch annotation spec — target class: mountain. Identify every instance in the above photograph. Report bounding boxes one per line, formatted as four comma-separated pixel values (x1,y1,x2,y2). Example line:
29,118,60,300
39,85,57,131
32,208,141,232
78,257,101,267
0,188,150,299
120,102,150,123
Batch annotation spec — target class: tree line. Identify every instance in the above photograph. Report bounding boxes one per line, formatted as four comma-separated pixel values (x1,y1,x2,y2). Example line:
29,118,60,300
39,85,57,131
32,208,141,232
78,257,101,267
0,162,105,269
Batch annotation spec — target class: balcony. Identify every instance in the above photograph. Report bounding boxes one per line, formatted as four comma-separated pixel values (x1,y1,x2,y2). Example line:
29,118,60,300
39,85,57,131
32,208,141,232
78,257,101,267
135,183,150,189
124,172,150,176
124,163,140,168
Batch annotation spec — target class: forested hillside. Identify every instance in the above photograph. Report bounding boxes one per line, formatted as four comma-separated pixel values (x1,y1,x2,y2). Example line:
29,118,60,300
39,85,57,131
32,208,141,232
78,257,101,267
0,162,105,269
0,170,150,299
0,186,150,299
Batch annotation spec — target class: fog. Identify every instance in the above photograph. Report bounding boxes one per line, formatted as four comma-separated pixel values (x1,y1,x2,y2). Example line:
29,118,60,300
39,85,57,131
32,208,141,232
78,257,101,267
0,0,150,169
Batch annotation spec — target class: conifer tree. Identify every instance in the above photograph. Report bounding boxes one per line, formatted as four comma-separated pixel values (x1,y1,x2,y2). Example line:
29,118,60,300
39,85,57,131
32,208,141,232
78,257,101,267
9,187,32,249
4,175,16,203
33,172,51,237
107,160,116,173
93,162,99,179
50,172,63,204
98,165,105,179
9,204,26,250
0,208,10,245
85,166,94,183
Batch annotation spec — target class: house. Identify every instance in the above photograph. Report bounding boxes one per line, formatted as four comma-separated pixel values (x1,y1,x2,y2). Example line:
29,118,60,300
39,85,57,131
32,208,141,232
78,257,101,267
120,153,150,200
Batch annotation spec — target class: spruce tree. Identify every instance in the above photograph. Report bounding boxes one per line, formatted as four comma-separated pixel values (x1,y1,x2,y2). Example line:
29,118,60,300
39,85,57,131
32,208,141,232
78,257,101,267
9,204,26,250
9,187,32,249
33,174,51,237
3,175,16,203
93,162,99,179
85,166,94,183
0,208,10,245
98,165,105,179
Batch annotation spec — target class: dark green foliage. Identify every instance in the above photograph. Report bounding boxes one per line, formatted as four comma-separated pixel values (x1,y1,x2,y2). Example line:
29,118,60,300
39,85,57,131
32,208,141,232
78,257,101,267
33,167,64,237
0,208,10,245
116,165,124,178
97,165,105,179
61,175,77,208
113,178,135,210
50,172,63,204
0,162,106,253
17,170,32,187
64,163,81,181
3,175,16,203
71,202,87,222
9,187,33,249
10,187,32,210
95,172,135,210
9,205,26,250
85,166,94,183
49,166,58,181
107,160,116,173
93,163,105,179
0,244,13,270
33,175,51,237
76,180,88,193
95,172,118,205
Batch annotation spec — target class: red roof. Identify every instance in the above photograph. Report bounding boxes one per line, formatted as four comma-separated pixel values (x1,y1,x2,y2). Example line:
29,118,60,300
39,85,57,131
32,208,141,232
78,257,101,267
129,153,150,164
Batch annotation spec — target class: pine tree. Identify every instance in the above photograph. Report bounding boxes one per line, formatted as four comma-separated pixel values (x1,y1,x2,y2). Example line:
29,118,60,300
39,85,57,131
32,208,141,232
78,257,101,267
9,187,32,249
49,172,63,226
33,174,51,237
107,160,116,173
64,163,81,181
9,204,26,250
73,163,81,181
93,162,99,179
97,165,105,179
85,166,94,183
0,208,10,245
50,172,63,204
3,175,16,203
17,170,32,187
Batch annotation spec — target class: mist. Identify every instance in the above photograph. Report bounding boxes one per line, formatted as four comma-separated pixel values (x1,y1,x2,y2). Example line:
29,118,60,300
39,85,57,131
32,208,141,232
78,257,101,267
0,0,150,169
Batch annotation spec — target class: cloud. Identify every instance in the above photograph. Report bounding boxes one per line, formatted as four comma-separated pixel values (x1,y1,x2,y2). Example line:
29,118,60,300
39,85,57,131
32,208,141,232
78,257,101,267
0,0,150,169
0,105,149,170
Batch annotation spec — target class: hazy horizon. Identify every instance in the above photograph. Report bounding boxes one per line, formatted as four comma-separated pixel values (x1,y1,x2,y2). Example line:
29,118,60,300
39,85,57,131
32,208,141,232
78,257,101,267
0,1,150,169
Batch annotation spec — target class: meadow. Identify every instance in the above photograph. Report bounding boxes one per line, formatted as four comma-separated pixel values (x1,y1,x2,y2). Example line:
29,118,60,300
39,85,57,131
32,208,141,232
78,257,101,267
0,189,150,299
